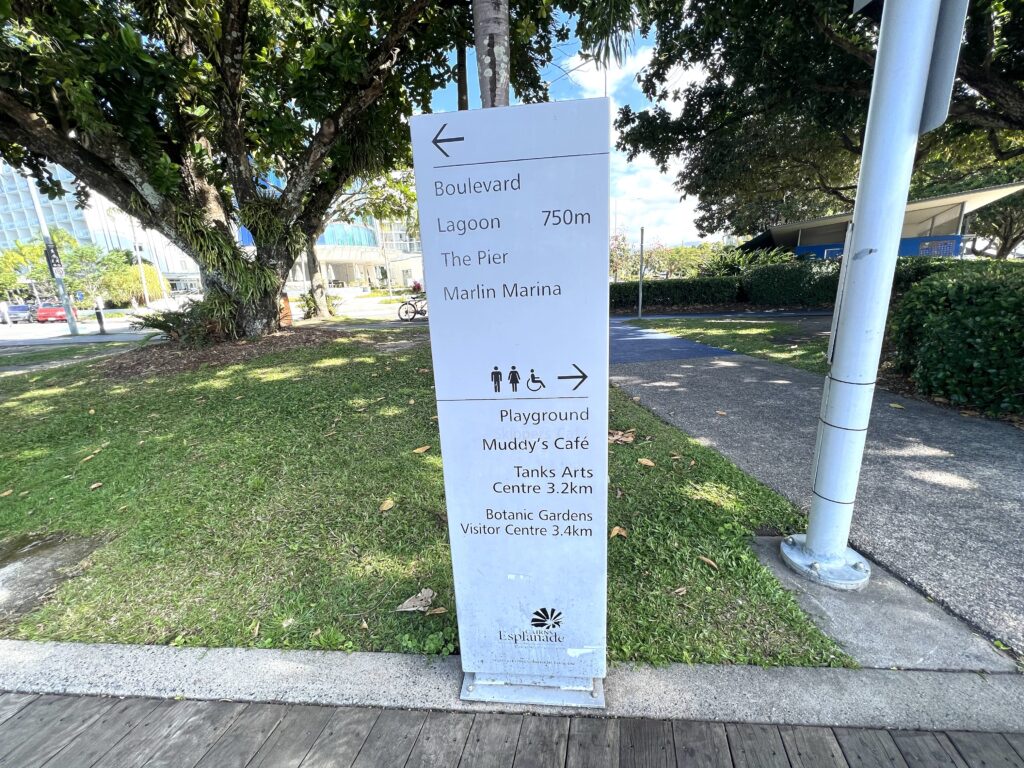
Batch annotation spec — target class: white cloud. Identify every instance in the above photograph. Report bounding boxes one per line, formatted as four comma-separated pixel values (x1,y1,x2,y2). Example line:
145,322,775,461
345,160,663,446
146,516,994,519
558,48,711,246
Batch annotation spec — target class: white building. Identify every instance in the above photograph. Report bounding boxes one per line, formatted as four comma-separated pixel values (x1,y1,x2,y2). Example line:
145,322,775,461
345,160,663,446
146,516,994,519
2,161,424,296
0,162,202,292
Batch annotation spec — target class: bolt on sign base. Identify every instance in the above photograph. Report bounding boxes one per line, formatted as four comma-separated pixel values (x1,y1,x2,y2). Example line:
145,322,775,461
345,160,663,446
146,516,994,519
461,673,605,709
780,534,871,591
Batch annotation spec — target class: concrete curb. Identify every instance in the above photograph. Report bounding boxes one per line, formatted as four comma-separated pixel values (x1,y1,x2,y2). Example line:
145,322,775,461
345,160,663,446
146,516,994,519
1,640,1021,732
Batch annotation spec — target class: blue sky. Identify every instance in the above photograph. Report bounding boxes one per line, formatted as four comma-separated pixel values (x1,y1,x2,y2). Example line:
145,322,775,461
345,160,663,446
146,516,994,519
428,36,708,247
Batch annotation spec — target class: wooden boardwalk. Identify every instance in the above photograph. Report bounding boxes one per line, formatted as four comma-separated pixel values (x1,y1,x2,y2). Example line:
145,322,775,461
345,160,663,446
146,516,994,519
1,692,1022,768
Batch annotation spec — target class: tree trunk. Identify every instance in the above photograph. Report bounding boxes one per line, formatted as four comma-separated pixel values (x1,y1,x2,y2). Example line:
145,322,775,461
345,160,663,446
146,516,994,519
472,0,510,108
305,240,333,316
235,284,284,337
457,40,470,110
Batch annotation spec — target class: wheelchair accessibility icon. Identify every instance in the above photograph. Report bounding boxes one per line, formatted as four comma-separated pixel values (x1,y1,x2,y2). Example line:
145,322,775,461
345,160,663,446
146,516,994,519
527,369,545,391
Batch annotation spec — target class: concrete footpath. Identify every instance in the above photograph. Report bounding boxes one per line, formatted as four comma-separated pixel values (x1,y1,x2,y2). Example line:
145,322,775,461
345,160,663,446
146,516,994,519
609,319,1024,654
1,640,1023,732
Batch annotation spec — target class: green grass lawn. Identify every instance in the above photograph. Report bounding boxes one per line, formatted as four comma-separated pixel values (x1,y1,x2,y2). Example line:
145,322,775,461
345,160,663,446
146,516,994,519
0,328,848,667
632,318,830,374
0,342,133,369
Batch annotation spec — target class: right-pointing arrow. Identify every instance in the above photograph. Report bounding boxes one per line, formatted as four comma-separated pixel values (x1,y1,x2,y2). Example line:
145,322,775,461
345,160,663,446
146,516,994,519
558,363,588,391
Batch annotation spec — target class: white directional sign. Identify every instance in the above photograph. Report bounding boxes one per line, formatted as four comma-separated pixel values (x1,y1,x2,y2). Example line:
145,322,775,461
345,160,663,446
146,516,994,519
411,98,610,708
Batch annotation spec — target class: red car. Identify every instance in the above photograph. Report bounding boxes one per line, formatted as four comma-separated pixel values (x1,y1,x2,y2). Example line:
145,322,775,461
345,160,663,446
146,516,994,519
31,304,79,323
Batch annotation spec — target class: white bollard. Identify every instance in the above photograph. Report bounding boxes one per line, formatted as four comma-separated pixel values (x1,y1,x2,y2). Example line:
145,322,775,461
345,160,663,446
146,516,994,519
781,0,947,589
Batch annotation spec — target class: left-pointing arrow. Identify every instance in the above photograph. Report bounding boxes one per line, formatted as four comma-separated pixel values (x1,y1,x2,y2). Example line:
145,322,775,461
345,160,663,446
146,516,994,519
558,363,588,391
432,123,465,157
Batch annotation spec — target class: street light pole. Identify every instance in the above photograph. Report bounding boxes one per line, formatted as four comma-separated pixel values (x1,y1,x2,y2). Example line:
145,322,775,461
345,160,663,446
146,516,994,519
781,0,969,589
25,179,80,336
637,227,645,320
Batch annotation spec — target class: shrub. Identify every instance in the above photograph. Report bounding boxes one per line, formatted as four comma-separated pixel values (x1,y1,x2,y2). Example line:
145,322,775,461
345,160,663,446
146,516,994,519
890,258,959,295
99,263,170,306
890,264,1024,414
743,261,841,306
697,247,794,277
132,301,227,348
610,276,741,310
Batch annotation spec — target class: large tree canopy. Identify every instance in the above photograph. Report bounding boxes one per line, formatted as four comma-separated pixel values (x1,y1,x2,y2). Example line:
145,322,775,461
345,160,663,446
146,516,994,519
617,0,1024,244
0,0,571,335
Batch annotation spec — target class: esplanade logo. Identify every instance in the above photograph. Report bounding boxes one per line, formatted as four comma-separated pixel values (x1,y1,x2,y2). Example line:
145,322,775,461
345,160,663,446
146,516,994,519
530,608,563,629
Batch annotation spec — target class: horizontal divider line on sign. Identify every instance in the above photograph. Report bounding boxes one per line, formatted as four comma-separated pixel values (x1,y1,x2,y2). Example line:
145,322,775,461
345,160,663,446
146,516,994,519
436,396,591,402
433,151,609,169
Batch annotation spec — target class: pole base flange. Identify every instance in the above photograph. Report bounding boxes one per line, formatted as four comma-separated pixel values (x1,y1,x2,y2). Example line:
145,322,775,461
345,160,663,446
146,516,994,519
780,534,870,591
461,673,605,709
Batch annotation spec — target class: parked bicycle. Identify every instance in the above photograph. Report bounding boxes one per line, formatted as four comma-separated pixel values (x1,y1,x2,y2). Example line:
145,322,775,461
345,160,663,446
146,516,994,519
398,293,428,321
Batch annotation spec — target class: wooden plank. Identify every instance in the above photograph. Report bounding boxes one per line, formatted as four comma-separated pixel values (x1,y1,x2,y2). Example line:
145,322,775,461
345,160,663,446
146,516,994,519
834,729,910,768
934,735,971,768
191,703,287,768
350,709,426,768
513,716,570,768
619,719,673,768
1004,733,1024,763
944,732,1024,768
672,721,730,768
0,694,115,768
779,725,849,768
459,714,523,768
890,731,967,768
726,723,789,768
92,699,227,768
142,701,247,768
405,712,474,768
299,707,380,768
0,694,37,729
40,697,164,768
246,704,335,768
566,717,618,768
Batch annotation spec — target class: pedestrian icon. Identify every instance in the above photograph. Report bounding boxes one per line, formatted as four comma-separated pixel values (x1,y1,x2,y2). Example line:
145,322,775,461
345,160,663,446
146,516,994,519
508,366,521,393
491,366,502,392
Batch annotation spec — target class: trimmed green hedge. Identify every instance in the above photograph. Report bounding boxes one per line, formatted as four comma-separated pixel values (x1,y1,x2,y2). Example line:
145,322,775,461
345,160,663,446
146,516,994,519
743,261,841,306
610,276,741,310
891,264,1024,414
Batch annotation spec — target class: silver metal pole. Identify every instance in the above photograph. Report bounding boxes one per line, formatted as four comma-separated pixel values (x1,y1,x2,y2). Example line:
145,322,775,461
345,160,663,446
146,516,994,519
128,216,151,306
781,0,945,590
26,179,80,335
637,227,644,320
374,219,394,296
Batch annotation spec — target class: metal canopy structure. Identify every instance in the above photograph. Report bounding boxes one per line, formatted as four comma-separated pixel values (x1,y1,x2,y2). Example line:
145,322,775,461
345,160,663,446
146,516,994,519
743,181,1024,252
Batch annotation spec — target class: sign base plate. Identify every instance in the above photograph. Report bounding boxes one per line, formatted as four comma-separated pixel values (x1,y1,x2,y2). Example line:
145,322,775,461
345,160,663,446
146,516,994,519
460,673,605,709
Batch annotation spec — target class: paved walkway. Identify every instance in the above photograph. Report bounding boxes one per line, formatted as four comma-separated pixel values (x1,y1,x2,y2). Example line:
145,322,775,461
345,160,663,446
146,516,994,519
3,692,1023,768
609,320,1024,653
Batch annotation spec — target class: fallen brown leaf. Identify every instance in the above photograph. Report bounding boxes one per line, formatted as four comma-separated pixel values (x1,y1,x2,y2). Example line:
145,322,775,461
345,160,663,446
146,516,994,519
637,458,655,467
425,607,447,616
379,499,395,512
395,588,436,612
0,489,12,497
360,619,369,630
888,403,905,410
89,482,103,491
715,410,727,416
615,487,623,499
672,586,688,596
698,555,719,570
609,526,628,539
412,445,431,454
608,429,637,445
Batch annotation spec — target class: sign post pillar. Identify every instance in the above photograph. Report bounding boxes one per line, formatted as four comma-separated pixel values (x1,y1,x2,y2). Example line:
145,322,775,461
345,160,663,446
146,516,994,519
411,98,610,708
26,180,79,336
